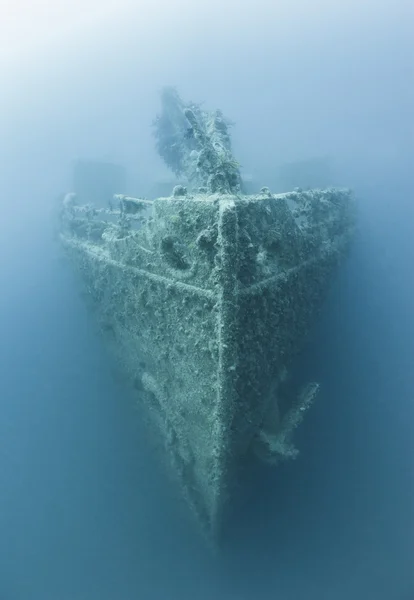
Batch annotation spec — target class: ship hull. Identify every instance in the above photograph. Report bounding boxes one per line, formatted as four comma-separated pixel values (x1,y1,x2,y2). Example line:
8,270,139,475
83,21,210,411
59,188,356,541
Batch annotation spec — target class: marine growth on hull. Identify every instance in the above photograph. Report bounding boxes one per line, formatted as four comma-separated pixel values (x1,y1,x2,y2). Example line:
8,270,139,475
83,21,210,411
58,88,357,543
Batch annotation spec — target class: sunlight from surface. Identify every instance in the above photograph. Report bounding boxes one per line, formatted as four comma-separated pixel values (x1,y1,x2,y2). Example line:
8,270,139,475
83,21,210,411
0,0,133,57
2,0,404,61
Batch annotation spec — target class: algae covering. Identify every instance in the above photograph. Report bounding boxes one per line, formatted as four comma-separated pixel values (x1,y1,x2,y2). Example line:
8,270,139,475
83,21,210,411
58,89,356,542
59,185,355,538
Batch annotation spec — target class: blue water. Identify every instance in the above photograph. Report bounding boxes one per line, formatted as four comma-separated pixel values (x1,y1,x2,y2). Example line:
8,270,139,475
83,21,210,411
1,2,413,598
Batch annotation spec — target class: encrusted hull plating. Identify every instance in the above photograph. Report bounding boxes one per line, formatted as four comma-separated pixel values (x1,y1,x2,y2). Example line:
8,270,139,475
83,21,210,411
59,187,356,540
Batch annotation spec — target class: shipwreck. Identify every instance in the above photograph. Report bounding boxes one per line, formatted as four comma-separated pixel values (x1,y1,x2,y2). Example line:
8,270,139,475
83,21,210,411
58,88,356,542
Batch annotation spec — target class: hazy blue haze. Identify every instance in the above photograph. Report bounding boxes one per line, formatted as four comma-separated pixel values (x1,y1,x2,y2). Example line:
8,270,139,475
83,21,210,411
1,2,413,598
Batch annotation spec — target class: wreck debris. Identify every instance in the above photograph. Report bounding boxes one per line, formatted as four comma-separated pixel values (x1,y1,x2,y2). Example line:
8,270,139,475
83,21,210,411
153,86,244,193
254,381,320,464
